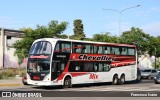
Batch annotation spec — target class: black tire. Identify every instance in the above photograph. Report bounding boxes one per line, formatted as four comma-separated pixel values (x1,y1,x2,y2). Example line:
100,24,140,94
63,77,72,88
22,81,28,85
119,75,125,85
136,75,141,81
22,79,28,85
136,68,141,82
112,75,119,85
154,81,159,84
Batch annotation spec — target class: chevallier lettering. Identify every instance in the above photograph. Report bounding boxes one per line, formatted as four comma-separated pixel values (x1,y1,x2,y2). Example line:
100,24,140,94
79,54,114,61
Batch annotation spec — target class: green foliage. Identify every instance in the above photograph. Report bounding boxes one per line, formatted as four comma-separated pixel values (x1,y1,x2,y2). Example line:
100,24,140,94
73,19,85,39
89,27,160,57
148,36,160,56
17,68,26,77
70,34,85,40
120,27,151,54
120,27,160,57
92,32,120,43
0,68,26,79
0,69,16,79
13,20,68,64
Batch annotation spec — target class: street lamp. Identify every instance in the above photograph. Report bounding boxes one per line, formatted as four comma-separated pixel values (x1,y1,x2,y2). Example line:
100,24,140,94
155,48,156,69
103,5,140,34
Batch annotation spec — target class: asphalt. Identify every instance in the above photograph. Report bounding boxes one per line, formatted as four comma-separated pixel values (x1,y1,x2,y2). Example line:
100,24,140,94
0,77,23,87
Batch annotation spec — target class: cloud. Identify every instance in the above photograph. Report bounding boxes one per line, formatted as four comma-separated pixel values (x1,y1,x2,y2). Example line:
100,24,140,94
135,7,160,18
0,16,34,30
0,16,20,28
0,16,16,24
105,21,131,35
106,21,160,36
141,22,160,36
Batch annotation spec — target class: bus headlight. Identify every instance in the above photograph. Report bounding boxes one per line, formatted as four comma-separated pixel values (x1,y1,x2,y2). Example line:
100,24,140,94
43,74,50,81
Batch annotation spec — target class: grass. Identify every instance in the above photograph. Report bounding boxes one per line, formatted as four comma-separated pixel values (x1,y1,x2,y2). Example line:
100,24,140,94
0,68,26,79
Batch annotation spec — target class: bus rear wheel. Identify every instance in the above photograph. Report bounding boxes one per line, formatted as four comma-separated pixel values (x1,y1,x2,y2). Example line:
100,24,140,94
112,75,119,85
63,77,72,88
119,75,125,85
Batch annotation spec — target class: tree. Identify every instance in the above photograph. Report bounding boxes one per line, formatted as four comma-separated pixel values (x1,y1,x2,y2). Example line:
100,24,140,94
13,20,68,65
120,27,151,54
71,19,85,40
92,32,120,43
148,36,160,56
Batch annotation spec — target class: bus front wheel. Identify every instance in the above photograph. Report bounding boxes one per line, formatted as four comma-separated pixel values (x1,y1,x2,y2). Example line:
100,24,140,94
112,75,119,85
63,77,72,88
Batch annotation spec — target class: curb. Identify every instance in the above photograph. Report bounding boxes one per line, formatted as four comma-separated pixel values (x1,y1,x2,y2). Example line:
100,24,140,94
0,84,22,87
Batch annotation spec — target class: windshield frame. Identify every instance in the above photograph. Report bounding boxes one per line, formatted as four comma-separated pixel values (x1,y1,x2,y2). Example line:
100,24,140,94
29,41,52,55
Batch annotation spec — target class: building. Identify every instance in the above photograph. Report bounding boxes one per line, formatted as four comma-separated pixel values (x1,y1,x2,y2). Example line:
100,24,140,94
0,28,25,69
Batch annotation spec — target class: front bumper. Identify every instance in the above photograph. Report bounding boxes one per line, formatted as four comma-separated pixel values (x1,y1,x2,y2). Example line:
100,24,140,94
141,75,149,79
27,79,62,86
154,78,160,83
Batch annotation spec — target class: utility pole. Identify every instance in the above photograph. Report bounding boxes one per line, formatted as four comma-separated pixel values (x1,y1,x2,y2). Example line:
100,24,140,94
103,5,140,34
155,48,156,69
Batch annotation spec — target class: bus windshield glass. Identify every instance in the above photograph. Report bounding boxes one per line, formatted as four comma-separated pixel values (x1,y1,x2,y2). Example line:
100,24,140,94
27,60,50,73
29,41,52,54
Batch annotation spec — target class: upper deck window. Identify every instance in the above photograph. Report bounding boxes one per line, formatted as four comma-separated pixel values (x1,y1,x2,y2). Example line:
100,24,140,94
54,41,71,53
29,41,52,54
128,48,135,56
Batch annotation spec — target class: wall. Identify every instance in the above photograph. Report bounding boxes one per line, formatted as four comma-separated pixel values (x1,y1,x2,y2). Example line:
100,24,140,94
0,28,27,69
4,36,27,68
0,28,4,69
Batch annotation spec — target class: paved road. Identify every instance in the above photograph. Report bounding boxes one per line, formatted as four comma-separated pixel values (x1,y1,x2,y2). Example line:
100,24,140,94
0,79,159,91
0,79,160,100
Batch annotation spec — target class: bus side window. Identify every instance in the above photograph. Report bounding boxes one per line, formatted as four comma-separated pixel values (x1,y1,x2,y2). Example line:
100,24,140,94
83,63,94,72
94,63,98,71
93,46,98,54
75,65,80,71
82,45,86,53
98,46,103,54
54,42,60,52
90,46,93,54
73,43,82,53
104,46,108,54
122,47,127,55
128,48,135,56
98,63,103,71
68,62,75,72
107,47,111,54
77,44,82,53
52,62,59,72
73,44,77,53
111,47,115,54
114,47,120,55
61,42,71,53
104,63,111,71
88,63,94,72
85,45,91,53
60,63,65,72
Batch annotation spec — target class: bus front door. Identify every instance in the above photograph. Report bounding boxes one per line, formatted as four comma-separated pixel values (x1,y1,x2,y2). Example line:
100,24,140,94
51,61,61,80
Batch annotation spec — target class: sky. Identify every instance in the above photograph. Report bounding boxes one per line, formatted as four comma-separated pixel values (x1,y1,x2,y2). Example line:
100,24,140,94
0,0,160,37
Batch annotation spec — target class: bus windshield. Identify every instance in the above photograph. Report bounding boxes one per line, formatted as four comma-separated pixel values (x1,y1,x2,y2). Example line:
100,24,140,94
29,41,52,54
27,60,50,73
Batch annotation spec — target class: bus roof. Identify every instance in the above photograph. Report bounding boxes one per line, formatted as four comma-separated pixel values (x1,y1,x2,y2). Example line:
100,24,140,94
34,38,136,47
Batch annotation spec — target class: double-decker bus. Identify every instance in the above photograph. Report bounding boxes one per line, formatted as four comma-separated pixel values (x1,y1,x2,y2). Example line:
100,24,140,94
27,38,141,87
